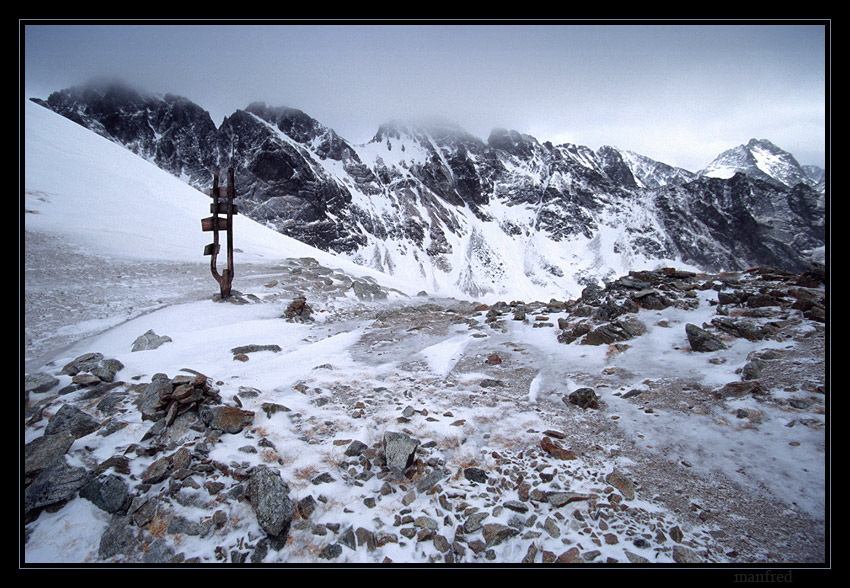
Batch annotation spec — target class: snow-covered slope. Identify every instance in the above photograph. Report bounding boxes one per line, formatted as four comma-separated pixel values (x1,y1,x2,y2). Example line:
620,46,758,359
24,100,413,293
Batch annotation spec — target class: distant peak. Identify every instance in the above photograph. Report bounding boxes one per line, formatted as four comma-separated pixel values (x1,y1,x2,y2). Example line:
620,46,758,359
487,128,539,153
746,138,777,149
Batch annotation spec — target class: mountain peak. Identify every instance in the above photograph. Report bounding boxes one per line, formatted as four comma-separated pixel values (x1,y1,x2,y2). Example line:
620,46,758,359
487,128,540,157
746,137,781,151
699,138,815,190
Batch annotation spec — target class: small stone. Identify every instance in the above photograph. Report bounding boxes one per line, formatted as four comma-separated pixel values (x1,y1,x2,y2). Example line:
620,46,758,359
567,387,599,409
482,523,518,547
463,512,489,534
414,516,438,530
141,456,171,484
556,547,581,563
344,440,368,457
605,469,635,500
669,525,684,543
479,378,504,388
71,373,101,387
297,495,317,519
716,381,764,399
625,550,649,564
543,517,560,538
503,500,529,513
319,543,342,560
463,467,489,484
672,544,702,563
547,491,592,507
355,527,377,551
311,472,335,485
416,469,445,493
540,436,576,460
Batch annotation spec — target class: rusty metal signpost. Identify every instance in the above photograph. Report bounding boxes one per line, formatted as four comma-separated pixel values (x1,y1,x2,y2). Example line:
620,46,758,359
202,165,238,299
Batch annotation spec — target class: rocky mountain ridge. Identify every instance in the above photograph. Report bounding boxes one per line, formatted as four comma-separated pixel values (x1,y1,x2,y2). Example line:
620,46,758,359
30,81,826,299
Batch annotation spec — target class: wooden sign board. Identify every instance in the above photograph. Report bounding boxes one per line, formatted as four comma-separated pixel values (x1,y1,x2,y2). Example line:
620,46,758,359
210,186,230,199
210,202,238,215
203,243,220,256
210,185,238,199
201,216,231,232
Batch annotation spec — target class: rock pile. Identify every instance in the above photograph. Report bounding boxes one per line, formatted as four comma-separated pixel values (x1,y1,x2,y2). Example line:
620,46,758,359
282,295,314,323
478,263,825,354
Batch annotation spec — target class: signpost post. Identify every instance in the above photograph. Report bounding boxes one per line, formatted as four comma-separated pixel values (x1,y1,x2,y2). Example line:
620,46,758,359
203,165,238,299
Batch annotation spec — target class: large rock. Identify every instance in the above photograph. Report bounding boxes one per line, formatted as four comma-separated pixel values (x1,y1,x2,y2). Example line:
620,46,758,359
98,515,139,560
131,329,173,352
582,317,646,346
199,405,254,434
89,358,124,383
710,317,771,341
246,465,295,540
79,474,129,513
25,458,91,513
134,374,173,422
567,387,599,409
685,323,726,352
25,372,60,396
44,404,101,438
382,431,419,475
61,352,104,376
25,433,75,481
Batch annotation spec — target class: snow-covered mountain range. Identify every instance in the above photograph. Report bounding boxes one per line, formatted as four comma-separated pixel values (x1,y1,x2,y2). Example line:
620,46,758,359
30,81,826,301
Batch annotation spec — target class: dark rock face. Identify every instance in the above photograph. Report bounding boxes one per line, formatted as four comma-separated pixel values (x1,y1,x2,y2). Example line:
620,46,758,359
33,82,219,188
650,174,824,273
32,81,826,293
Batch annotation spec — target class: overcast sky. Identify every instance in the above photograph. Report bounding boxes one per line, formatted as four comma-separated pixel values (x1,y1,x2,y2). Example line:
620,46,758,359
23,22,827,171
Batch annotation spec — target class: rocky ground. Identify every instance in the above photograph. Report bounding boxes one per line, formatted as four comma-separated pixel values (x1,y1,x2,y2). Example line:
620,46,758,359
23,254,828,567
